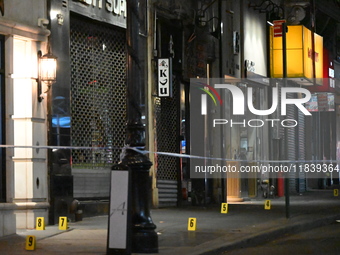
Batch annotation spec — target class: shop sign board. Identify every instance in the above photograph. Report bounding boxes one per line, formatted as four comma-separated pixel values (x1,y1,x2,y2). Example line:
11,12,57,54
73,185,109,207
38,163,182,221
273,20,286,37
158,58,172,97
306,93,335,112
71,0,127,28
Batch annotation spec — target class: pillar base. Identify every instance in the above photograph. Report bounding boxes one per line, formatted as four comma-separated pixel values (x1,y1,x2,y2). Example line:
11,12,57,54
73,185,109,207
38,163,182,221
132,229,158,253
227,196,244,202
14,202,49,228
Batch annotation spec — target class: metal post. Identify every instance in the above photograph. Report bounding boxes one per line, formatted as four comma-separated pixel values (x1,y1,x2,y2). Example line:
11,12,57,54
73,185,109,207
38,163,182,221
109,0,158,253
282,22,290,219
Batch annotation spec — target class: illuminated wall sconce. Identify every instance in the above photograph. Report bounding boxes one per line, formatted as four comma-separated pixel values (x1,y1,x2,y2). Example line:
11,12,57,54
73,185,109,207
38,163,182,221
37,50,57,102
57,14,64,26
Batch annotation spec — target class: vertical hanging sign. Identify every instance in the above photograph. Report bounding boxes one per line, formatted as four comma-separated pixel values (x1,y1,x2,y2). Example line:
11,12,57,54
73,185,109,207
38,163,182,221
273,20,286,37
158,58,172,97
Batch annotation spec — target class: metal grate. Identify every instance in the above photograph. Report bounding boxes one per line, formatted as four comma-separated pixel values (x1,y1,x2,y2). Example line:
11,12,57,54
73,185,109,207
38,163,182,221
286,91,297,192
70,14,126,168
297,110,306,192
155,75,179,180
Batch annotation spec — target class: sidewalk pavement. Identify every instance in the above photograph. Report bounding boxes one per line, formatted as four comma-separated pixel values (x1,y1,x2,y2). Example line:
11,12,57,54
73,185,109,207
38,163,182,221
1,189,340,255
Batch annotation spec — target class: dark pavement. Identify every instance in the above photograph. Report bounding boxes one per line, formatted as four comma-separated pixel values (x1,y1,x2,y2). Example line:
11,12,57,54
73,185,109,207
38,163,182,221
1,189,340,254
223,222,340,255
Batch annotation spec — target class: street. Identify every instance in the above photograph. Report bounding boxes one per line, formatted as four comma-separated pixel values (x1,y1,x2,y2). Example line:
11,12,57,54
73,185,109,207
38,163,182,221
223,222,340,255
1,190,340,255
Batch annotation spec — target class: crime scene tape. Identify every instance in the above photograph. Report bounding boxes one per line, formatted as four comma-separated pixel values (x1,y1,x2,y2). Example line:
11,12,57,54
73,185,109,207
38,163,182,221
0,144,340,165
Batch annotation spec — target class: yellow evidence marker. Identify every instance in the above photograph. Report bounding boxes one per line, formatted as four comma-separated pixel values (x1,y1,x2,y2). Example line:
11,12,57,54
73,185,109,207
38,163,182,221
264,200,271,210
36,217,45,230
221,203,228,214
334,189,339,197
187,218,197,231
25,235,36,250
59,216,68,230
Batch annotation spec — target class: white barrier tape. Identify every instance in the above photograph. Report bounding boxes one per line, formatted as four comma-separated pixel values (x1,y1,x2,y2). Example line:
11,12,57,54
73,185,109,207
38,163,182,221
131,147,340,164
0,144,339,164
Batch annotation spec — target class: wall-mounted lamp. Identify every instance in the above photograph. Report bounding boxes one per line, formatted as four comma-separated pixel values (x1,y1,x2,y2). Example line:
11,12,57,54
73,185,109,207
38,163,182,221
37,50,57,102
249,0,284,21
57,14,64,26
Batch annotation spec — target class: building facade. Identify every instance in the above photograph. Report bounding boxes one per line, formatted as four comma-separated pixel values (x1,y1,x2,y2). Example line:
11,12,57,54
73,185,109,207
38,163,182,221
0,0,50,235
47,0,128,224
0,0,340,237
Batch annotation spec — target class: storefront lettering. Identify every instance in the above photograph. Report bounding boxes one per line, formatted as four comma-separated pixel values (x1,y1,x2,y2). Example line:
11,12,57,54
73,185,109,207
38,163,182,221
77,0,102,8
158,59,171,97
106,0,127,17
76,0,126,17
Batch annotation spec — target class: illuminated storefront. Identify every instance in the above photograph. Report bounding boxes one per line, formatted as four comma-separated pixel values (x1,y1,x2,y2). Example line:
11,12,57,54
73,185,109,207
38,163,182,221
270,24,325,192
